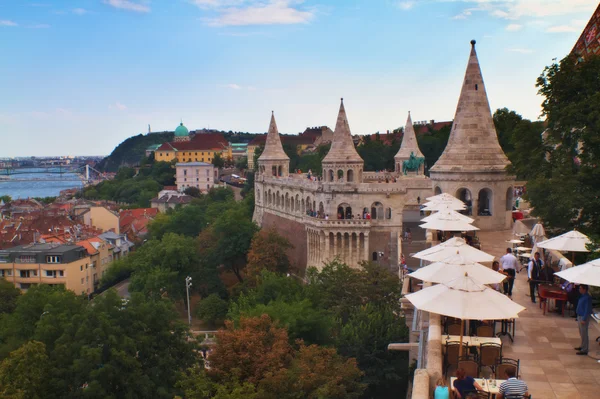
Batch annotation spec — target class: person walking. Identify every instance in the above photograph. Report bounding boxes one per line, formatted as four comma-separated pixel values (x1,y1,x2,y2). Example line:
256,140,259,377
499,248,518,298
575,284,593,355
527,252,543,303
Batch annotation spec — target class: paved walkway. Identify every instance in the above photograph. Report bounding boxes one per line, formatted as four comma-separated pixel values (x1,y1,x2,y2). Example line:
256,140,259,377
478,230,600,399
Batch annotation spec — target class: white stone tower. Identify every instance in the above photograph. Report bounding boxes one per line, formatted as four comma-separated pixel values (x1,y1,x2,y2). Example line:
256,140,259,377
321,99,364,183
395,111,425,176
257,111,290,178
429,40,515,230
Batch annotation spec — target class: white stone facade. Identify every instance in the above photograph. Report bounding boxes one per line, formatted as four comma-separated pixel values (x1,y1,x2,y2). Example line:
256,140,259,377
176,162,215,192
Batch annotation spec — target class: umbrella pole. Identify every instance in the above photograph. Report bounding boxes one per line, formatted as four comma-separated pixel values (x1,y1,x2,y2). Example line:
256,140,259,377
572,251,575,266
459,319,465,357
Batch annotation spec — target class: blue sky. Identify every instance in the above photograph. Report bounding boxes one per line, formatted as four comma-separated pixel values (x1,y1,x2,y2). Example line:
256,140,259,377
0,0,597,156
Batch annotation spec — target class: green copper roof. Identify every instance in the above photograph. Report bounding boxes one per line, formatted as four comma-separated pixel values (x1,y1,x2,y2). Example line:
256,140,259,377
174,122,189,137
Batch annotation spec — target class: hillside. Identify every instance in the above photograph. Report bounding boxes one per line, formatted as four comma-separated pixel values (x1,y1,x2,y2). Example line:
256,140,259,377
97,132,174,172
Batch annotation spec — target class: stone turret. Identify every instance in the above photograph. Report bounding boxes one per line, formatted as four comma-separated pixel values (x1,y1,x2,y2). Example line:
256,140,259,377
429,40,515,230
322,99,364,183
395,112,425,175
257,111,290,177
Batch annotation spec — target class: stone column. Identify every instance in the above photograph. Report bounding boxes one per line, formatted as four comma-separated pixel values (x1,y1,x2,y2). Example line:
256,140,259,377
363,234,369,262
333,233,338,257
354,233,360,265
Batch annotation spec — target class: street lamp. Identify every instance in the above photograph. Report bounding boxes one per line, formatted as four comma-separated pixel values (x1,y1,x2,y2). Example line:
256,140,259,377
185,276,192,326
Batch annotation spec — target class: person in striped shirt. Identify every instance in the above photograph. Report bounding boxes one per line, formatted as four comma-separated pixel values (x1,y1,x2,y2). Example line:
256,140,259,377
497,367,528,399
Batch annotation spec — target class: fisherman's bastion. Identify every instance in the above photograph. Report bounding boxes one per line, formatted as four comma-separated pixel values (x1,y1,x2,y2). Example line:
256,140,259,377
253,41,516,271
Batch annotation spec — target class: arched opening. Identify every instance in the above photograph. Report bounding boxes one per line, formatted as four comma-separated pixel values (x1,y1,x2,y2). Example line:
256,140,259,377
478,188,493,216
371,202,384,220
386,208,392,219
372,252,378,261
278,165,283,177
347,169,354,182
362,207,369,219
456,188,473,216
337,169,344,181
337,203,352,219
319,202,325,217
257,189,261,203
306,196,312,214
506,187,514,211
328,169,334,182
301,199,305,214
272,166,277,176
434,186,442,195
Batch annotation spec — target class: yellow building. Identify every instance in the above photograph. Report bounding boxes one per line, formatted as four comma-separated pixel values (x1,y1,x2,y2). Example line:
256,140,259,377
82,206,120,234
155,122,232,164
0,243,94,295
76,237,115,292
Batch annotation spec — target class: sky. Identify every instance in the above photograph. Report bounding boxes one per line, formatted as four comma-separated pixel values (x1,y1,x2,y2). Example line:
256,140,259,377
0,0,597,157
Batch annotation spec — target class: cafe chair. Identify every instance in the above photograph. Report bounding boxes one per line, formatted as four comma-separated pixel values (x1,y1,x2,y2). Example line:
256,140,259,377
495,357,520,379
475,390,490,399
457,355,479,378
476,325,494,337
479,343,502,375
445,341,468,376
447,323,462,335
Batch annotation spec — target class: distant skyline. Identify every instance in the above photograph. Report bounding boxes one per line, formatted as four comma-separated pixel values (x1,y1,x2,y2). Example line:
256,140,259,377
0,0,597,156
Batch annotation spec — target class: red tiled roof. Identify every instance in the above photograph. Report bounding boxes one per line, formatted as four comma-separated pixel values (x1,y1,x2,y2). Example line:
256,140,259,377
414,121,453,135
76,239,99,256
248,134,315,147
156,133,229,152
119,208,159,219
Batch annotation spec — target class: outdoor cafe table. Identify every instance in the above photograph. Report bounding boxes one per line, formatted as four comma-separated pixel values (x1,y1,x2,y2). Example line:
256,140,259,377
443,335,502,347
538,284,567,316
450,377,504,398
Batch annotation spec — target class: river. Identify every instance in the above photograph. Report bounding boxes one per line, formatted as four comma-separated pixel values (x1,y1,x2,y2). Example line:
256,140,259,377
0,168,84,199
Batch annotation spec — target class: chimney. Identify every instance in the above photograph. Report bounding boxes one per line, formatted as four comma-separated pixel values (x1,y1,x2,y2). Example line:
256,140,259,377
430,119,435,125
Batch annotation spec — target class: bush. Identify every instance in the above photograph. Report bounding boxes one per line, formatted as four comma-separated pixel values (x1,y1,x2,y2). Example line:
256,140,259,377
196,294,229,327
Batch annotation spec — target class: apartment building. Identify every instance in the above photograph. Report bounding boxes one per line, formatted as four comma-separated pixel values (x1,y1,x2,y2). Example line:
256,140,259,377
0,243,93,295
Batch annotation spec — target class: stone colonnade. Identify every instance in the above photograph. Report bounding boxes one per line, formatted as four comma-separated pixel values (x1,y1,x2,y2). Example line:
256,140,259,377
306,228,369,269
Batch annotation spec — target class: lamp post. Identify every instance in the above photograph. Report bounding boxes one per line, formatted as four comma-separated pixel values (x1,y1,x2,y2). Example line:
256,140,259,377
185,276,192,326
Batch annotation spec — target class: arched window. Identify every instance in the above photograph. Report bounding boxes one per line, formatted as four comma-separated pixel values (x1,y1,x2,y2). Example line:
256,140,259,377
328,170,334,182
371,202,384,220
272,166,277,176
506,187,514,211
337,203,352,220
319,202,325,216
386,208,392,219
337,170,344,181
347,169,354,182
434,186,442,195
257,189,261,203
456,188,473,216
372,252,378,261
278,165,283,177
478,188,493,216
301,199,305,214
306,196,312,213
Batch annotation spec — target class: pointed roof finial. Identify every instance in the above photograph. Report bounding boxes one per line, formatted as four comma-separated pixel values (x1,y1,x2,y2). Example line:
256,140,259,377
322,98,363,164
470,39,476,47
258,111,289,162
395,111,423,160
430,40,510,173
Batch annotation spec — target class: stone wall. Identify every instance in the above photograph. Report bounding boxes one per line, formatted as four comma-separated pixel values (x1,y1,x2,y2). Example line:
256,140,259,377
262,212,307,274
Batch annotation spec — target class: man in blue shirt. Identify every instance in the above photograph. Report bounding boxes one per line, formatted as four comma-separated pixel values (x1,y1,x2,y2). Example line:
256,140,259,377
575,284,593,355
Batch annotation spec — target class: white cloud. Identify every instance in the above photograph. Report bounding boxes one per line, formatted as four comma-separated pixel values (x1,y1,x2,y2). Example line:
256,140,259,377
507,48,533,54
200,0,314,27
0,20,18,27
441,0,598,20
226,83,242,90
546,25,578,33
73,8,88,15
452,9,472,20
109,102,128,111
103,0,150,13
506,23,522,31
397,1,415,10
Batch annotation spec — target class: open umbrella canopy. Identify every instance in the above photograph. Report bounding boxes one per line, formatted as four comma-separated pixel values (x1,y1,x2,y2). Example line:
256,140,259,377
530,223,546,243
536,230,591,253
420,211,479,232
515,246,532,252
555,258,600,287
421,209,473,224
506,239,524,244
408,252,505,284
512,220,530,236
405,273,526,320
413,237,495,263
426,193,463,203
422,201,467,212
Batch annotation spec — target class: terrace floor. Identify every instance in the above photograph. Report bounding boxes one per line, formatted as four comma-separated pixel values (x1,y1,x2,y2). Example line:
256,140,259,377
477,229,600,399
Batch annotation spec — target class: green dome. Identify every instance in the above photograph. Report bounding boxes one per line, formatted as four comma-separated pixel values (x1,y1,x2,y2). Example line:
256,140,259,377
174,122,189,137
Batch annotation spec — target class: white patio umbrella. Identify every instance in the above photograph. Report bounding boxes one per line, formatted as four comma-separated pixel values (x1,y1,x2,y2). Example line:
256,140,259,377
537,230,591,264
512,220,530,236
555,258,600,287
421,209,474,224
408,252,505,284
422,201,467,212
515,246,532,252
426,193,462,202
413,237,495,263
420,213,479,232
530,223,546,244
506,239,524,244
405,273,526,356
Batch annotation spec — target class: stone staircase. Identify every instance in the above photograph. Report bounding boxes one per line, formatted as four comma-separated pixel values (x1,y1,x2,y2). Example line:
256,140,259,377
402,240,430,269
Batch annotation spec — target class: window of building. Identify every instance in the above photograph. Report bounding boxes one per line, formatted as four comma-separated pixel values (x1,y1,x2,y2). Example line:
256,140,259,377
81,278,84,284
46,255,61,263
18,255,36,263
0,269,12,277
184,169,187,176
80,265,83,271
59,270,64,277
45,270,56,278
19,270,37,278
206,169,209,176
196,178,199,181
0,254,9,263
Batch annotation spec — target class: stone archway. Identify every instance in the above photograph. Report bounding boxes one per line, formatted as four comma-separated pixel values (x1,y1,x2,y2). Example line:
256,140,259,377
337,203,352,220
434,186,442,195
347,169,354,182
371,202,384,220
456,188,473,216
478,188,493,216
506,187,514,211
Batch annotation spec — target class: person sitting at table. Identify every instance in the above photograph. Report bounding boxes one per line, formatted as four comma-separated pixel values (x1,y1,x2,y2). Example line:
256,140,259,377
492,260,503,292
497,367,528,399
453,368,483,399
434,378,450,399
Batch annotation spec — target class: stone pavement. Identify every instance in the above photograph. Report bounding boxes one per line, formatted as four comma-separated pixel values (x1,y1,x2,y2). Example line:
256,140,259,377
478,230,600,399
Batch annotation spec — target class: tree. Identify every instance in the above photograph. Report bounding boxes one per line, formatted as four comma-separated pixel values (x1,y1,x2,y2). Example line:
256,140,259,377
0,279,20,314
253,146,264,171
213,153,225,168
493,107,523,154
196,294,229,327
0,340,50,399
0,195,11,204
209,315,292,385
246,228,293,281
184,186,202,198
235,157,248,170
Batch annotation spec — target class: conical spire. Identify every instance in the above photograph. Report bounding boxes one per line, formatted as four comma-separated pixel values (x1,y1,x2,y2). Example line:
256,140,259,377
258,111,289,161
395,111,424,159
322,98,363,164
430,40,510,173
